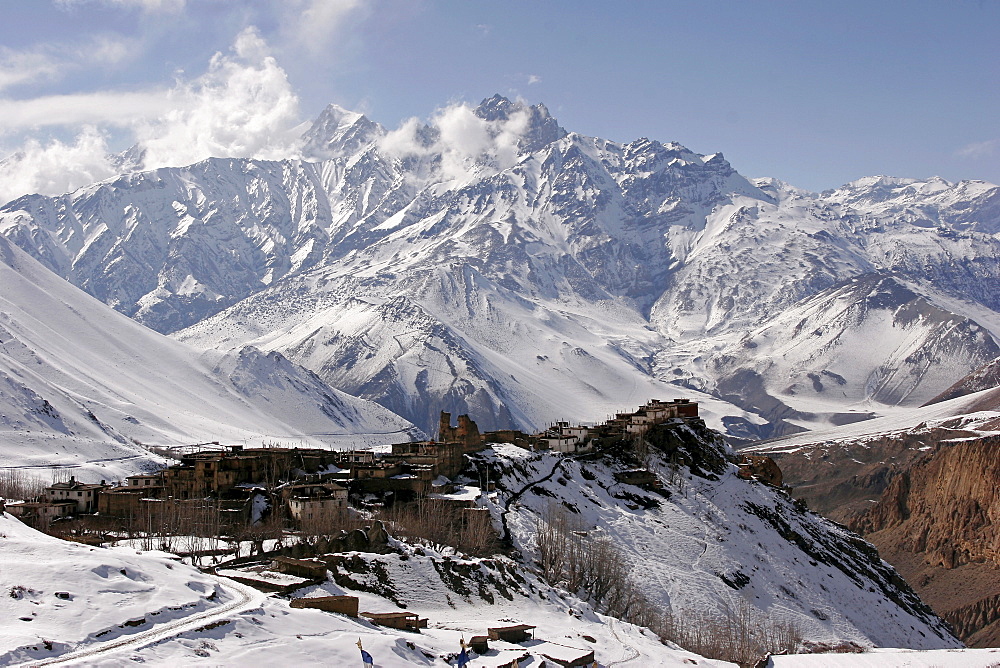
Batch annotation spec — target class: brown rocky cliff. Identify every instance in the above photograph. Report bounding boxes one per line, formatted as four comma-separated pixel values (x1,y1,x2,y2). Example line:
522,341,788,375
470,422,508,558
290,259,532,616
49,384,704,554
854,433,1000,645
856,435,1000,570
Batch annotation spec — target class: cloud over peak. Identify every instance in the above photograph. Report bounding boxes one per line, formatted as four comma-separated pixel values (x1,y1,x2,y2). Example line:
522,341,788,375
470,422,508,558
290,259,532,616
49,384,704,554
0,27,303,202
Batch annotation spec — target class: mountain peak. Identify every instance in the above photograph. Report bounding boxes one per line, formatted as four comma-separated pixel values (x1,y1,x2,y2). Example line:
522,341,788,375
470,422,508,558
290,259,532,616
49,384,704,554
474,94,567,153
301,103,385,161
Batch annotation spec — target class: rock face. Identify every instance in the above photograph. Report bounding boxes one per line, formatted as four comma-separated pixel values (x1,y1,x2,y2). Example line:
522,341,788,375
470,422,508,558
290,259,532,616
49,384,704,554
756,428,963,526
856,430,1000,646
754,417,1000,646
856,435,1000,568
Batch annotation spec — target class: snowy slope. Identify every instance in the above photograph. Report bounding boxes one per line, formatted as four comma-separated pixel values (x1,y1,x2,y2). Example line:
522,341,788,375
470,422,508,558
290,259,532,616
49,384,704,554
0,508,732,667
674,274,1000,436
481,420,958,650
0,236,420,480
2,96,999,438
924,354,1000,405
0,510,246,666
742,386,1000,456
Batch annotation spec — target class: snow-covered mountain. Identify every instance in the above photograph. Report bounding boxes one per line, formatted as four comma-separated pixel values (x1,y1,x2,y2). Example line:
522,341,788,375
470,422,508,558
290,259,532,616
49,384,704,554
0,236,420,480
2,96,999,437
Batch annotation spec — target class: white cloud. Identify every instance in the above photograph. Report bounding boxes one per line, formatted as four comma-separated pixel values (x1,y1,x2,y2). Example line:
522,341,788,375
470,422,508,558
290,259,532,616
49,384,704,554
379,101,533,183
0,34,135,93
136,27,303,168
86,34,136,66
0,127,117,203
0,90,170,128
281,0,365,55
956,139,999,159
0,50,64,92
0,27,304,201
528,74,542,85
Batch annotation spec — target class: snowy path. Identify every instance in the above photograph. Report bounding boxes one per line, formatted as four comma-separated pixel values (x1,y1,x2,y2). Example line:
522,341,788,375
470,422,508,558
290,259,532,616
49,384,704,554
13,578,266,667
499,454,574,542
605,619,641,666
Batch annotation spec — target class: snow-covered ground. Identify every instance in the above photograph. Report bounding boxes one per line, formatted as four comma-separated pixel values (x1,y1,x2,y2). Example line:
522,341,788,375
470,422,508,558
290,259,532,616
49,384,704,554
770,647,1000,667
0,508,732,666
483,432,957,650
0,510,257,666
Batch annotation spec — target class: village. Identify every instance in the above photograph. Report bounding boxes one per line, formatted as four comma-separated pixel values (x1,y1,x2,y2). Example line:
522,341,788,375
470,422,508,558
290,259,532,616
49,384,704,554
5,398,701,533
0,398,712,666
0,397,796,667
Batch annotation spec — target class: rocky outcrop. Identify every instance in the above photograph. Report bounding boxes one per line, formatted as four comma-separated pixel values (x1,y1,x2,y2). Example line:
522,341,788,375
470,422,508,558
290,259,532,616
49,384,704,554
945,593,1000,645
851,433,1000,645
758,428,960,526
856,434,1000,570
736,454,784,487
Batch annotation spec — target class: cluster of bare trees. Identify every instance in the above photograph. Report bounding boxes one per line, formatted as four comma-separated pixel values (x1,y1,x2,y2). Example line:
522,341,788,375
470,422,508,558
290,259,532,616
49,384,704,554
535,504,801,667
0,469,48,501
656,599,802,666
377,500,501,557
107,500,225,557
536,504,657,621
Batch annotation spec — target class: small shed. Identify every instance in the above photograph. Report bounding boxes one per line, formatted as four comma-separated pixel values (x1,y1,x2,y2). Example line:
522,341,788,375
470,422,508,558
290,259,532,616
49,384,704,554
289,595,359,617
540,644,596,667
488,624,536,643
270,556,328,580
361,611,428,632
468,635,490,654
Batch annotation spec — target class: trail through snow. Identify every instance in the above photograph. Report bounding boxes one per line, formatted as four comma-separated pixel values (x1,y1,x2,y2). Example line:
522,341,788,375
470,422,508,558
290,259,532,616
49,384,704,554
12,578,265,667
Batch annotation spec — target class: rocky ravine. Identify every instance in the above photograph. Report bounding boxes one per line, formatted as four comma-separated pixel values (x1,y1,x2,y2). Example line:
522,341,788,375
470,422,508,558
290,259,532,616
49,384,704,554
855,429,1000,646
747,387,1000,646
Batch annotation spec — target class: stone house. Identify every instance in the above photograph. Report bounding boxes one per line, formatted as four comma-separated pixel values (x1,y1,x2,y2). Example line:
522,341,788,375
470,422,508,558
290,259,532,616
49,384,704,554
46,477,108,513
5,500,75,523
283,482,347,527
538,421,593,453
290,595,359,616
271,556,328,579
361,611,428,631
488,624,536,643
97,487,149,517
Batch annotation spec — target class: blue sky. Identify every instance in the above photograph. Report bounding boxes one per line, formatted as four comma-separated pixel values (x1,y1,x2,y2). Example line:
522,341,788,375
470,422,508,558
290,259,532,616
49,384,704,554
0,0,997,200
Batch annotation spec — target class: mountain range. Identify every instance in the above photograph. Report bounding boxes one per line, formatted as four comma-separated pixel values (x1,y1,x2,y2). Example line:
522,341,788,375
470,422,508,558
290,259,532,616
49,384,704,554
2,95,998,441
